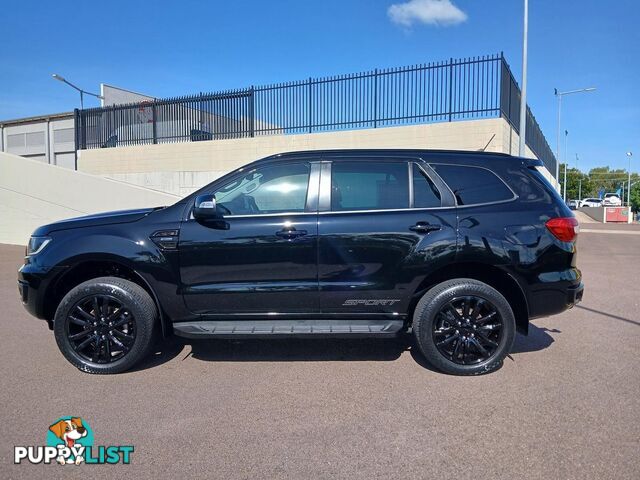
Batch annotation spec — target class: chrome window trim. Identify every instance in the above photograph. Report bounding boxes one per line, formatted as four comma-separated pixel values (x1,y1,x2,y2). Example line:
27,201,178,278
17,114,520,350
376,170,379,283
318,206,456,215
188,210,318,221
318,161,332,212
305,163,321,212
408,162,415,208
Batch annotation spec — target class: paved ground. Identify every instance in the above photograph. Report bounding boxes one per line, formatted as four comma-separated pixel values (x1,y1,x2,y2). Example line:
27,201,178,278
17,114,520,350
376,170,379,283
1,226,639,479
573,210,598,224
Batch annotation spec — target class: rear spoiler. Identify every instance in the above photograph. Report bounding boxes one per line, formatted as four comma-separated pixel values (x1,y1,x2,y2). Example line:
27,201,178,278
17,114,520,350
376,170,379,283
523,158,544,168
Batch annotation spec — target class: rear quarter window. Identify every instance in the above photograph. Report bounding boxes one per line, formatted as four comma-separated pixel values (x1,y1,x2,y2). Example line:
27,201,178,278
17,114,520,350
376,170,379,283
430,164,514,206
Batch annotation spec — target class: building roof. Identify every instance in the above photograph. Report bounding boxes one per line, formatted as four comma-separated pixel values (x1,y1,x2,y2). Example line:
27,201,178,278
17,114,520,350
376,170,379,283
0,111,74,126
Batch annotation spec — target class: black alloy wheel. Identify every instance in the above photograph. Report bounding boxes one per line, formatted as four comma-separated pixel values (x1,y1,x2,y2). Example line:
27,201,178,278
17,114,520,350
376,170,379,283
66,294,137,364
432,296,503,365
412,278,515,375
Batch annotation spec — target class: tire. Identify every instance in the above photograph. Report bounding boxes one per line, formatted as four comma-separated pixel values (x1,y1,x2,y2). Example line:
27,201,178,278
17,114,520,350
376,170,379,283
54,276,157,374
413,279,515,375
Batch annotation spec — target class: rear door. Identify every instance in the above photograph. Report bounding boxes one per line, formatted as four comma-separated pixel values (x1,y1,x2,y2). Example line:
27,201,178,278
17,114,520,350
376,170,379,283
317,156,457,318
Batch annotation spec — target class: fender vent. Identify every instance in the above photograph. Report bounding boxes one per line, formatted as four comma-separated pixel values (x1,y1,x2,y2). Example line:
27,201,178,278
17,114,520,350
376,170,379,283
150,229,179,250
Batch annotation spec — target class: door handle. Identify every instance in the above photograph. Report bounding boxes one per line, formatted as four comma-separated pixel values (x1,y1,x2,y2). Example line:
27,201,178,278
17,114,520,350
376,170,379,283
276,228,308,239
409,222,441,233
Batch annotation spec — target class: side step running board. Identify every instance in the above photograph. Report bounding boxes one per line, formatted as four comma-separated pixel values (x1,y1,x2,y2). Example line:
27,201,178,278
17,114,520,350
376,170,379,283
173,319,405,339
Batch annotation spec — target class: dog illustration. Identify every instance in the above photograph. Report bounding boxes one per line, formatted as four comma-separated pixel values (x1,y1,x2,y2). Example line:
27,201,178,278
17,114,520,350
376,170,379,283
49,418,87,465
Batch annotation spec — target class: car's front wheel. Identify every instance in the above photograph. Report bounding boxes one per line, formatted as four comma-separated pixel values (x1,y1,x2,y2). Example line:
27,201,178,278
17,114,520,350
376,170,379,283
413,279,515,375
54,276,157,374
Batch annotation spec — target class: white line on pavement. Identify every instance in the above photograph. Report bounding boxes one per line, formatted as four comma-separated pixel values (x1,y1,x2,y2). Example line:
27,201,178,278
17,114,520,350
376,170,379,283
580,229,640,235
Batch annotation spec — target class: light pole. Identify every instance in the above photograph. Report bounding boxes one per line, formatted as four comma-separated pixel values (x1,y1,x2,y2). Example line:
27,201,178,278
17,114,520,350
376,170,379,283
563,130,569,201
518,0,529,157
627,152,633,207
52,74,103,110
554,87,596,181
576,153,582,201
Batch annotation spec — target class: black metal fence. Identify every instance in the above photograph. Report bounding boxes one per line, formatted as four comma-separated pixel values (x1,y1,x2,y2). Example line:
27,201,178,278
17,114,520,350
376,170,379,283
75,53,555,175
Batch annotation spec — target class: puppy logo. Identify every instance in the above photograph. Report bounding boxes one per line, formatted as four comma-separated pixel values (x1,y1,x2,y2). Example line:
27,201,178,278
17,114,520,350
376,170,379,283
14,416,134,465
47,417,92,465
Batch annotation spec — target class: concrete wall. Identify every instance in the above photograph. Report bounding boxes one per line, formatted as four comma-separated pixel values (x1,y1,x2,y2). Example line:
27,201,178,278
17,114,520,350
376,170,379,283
1,115,76,169
79,117,557,197
0,152,180,245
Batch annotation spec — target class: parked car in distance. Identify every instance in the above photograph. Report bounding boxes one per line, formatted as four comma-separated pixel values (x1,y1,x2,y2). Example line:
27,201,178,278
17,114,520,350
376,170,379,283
18,150,583,376
603,193,622,206
566,199,579,210
579,198,603,208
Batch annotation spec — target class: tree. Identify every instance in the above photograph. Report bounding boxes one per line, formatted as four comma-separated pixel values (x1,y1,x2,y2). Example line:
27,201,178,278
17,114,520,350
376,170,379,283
559,164,593,199
558,165,638,204
630,182,640,213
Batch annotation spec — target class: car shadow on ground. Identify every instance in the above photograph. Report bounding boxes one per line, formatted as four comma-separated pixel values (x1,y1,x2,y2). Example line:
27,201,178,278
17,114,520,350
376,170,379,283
133,324,557,373
576,305,640,327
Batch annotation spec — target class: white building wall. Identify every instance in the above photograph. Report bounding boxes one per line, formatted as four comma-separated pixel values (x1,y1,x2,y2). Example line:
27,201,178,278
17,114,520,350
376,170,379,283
0,116,76,168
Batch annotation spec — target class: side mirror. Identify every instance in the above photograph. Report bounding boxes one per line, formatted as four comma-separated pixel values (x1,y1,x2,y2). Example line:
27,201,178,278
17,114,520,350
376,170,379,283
193,194,221,222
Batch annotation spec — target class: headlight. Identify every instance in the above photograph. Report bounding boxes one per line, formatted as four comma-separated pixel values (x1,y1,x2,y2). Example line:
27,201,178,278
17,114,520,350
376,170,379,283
26,236,51,256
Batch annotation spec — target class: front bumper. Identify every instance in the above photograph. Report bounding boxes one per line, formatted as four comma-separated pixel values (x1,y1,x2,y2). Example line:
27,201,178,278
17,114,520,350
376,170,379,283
18,262,67,321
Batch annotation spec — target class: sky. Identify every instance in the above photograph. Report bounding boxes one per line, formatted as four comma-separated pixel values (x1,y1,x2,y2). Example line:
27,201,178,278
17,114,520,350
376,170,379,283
1,0,638,172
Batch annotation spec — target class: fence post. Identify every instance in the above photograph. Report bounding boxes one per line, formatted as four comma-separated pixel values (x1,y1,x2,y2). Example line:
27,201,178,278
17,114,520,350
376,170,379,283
80,110,86,152
448,58,454,122
73,108,79,170
152,100,157,144
308,77,313,133
249,86,255,138
508,67,512,127
198,92,204,141
373,68,378,128
499,52,506,119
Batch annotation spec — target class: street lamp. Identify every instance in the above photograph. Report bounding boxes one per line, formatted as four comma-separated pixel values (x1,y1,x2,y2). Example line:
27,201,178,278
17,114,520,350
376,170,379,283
518,0,529,157
563,130,569,201
554,87,596,182
576,153,582,201
52,74,103,110
627,152,633,207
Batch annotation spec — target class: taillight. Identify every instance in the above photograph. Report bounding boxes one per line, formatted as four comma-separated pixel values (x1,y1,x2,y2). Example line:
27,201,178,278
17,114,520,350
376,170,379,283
545,217,579,242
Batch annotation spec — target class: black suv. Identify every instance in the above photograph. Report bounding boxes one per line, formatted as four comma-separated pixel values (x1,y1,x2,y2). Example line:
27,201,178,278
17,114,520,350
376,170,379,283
18,150,583,375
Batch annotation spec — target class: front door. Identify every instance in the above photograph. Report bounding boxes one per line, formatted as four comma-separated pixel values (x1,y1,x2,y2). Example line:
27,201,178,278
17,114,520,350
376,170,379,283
317,157,457,317
179,161,319,316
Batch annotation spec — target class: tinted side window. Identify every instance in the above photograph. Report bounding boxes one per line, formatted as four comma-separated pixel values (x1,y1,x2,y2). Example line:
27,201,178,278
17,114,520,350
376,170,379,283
213,163,310,215
331,161,409,211
412,164,441,208
430,164,513,205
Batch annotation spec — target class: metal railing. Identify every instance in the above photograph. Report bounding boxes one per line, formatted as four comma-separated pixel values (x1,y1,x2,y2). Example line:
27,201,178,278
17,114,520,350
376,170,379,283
75,53,556,175
499,58,556,175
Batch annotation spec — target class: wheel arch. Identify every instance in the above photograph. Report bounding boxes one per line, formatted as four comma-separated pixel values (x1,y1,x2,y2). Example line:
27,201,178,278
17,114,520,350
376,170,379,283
410,262,530,335
44,255,170,337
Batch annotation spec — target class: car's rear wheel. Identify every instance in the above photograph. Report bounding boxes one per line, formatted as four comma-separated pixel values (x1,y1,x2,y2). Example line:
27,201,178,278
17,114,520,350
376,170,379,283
54,276,157,374
413,279,515,375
